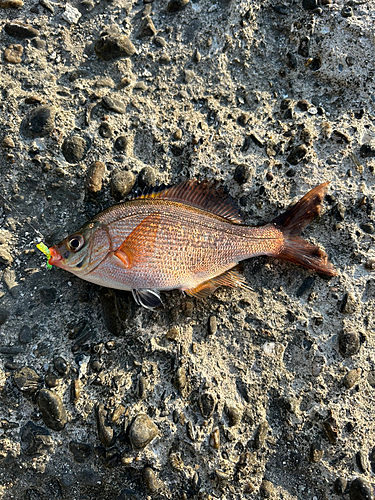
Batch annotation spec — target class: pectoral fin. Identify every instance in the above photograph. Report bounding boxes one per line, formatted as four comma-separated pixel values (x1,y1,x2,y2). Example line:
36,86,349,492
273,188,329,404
185,265,252,299
114,213,160,268
132,289,163,309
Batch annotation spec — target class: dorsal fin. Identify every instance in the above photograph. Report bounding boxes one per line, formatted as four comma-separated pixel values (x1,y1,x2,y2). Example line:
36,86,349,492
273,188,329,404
135,179,244,224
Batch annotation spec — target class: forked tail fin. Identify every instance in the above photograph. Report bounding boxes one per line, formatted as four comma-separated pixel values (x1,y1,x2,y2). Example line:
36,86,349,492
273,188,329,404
272,183,337,276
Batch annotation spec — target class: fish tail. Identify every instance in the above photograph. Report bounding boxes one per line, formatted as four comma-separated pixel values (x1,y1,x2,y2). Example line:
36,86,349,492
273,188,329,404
272,183,337,276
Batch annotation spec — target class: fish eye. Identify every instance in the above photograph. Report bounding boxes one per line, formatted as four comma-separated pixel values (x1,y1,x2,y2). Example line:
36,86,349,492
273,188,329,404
67,234,84,252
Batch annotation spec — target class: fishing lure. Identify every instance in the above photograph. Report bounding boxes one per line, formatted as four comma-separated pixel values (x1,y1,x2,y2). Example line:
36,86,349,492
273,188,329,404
36,242,52,269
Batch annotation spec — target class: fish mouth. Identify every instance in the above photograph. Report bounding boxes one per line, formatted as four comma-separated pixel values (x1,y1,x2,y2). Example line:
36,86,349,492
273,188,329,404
48,246,62,267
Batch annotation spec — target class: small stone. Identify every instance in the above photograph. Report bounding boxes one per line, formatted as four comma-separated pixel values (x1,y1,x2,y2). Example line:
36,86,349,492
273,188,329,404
302,0,317,10
138,16,156,38
39,0,54,13
144,467,161,494
298,36,310,58
322,418,338,444
19,325,32,344
356,451,369,474
165,326,179,340
226,404,241,426
286,144,308,165
3,44,23,63
102,96,126,114
0,308,9,325
254,421,268,449
208,315,217,335
340,292,358,313
186,421,195,441
137,166,155,189
21,421,53,456
174,366,187,392
167,0,189,12
45,372,59,388
62,4,81,24
341,5,353,17
159,53,170,64
95,34,136,61
53,356,69,376
344,368,361,389
367,371,375,387
138,375,148,398
13,366,43,395
260,479,275,498
111,404,125,424
96,404,115,447
210,428,220,449
86,161,105,194
62,135,90,163
111,170,135,199
360,223,374,234
36,389,67,431
0,247,13,266
349,478,373,500
22,106,56,137
69,441,92,463
99,122,112,138
4,21,39,39
2,136,15,148
174,128,182,140
198,393,216,419
234,164,251,184
39,287,57,305
297,99,310,111
334,477,347,495
310,442,324,462
154,36,166,48
339,331,360,357
114,136,128,152
129,414,158,449
360,141,375,158
0,0,23,7
79,0,94,13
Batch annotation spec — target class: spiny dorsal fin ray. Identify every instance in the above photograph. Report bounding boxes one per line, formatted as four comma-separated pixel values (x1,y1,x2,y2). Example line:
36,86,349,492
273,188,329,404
136,179,244,224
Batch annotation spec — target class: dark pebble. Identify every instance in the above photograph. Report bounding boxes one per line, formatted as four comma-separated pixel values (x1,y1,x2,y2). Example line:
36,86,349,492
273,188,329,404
273,5,288,14
356,451,369,474
44,372,60,388
341,5,353,17
36,389,67,431
297,99,310,111
62,135,91,163
96,404,115,447
298,36,310,58
344,368,361,389
249,132,264,147
309,442,324,462
137,166,155,189
18,325,32,344
102,96,126,114
322,418,338,444
129,414,158,449
4,21,39,38
360,142,375,158
174,366,187,392
154,36,166,48
0,346,23,354
226,404,242,426
138,16,156,38
111,170,135,199
360,223,374,234
334,477,347,495
260,479,275,498
296,276,314,297
254,421,268,449
21,106,56,137
69,441,92,463
340,292,358,313
349,478,373,500
186,421,195,441
53,356,69,375
13,366,43,395
198,392,216,419
21,421,53,456
286,144,308,165
86,161,106,193
234,164,251,184
4,362,20,370
138,375,148,398
114,135,128,152
339,331,360,357
167,0,189,12
367,371,375,387
95,34,136,61
0,309,9,325
369,447,375,473
99,122,113,138
39,287,57,305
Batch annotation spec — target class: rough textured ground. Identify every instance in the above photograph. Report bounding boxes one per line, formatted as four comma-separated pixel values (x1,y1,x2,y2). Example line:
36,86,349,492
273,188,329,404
0,0,375,499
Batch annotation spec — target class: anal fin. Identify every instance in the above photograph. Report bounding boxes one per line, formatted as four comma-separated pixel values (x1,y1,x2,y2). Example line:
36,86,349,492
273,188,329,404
132,289,163,309
114,213,160,268
185,265,252,299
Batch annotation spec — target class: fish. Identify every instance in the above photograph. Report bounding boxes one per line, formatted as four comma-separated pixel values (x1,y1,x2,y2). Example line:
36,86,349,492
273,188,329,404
48,179,337,309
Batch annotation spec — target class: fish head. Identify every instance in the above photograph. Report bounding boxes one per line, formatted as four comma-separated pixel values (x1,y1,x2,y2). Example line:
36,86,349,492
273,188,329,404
48,221,111,277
